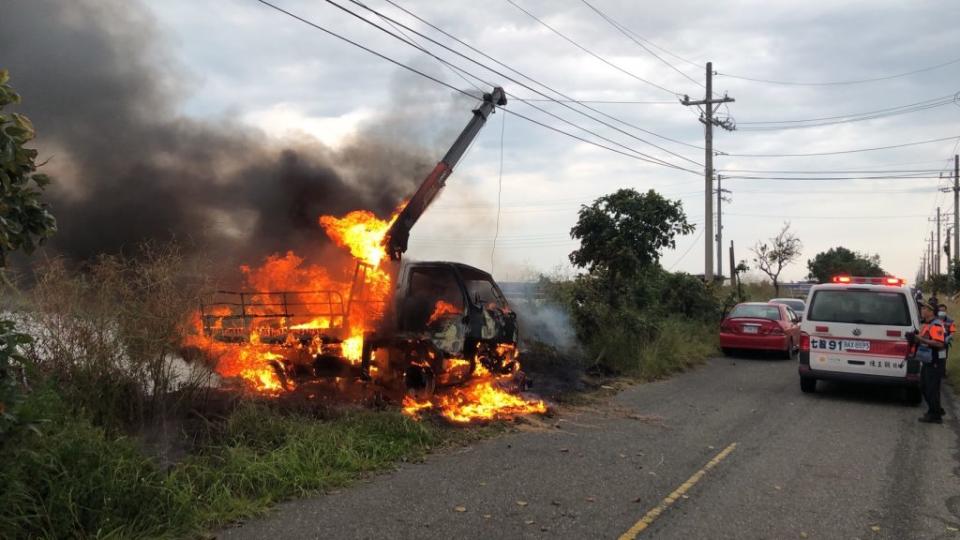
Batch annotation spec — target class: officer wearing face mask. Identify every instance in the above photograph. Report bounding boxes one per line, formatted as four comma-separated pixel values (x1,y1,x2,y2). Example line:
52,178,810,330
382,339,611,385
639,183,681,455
909,301,947,423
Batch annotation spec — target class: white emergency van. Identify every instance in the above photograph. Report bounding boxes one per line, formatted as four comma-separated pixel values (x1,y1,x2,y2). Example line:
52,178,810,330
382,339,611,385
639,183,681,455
798,276,922,403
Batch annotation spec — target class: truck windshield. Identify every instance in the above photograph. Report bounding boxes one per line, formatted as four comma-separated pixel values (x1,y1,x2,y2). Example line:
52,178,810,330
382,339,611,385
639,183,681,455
807,290,911,326
458,268,506,308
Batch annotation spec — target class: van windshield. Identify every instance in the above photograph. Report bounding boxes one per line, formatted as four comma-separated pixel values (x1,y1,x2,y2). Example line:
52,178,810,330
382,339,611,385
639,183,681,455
807,290,911,326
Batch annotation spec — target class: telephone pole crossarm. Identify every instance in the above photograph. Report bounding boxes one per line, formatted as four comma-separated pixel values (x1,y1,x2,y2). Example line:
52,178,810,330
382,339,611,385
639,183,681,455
682,61,735,282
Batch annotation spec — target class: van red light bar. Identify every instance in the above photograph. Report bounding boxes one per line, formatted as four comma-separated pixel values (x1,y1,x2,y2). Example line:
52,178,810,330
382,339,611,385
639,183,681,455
830,275,905,286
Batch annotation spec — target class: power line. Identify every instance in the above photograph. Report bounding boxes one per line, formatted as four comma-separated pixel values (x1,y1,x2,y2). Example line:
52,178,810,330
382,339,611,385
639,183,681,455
254,0,701,172
719,135,960,157
726,212,930,220
669,228,705,271
719,168,944,174
736,94,959,131
341,0,704,167
491,111,506,271
578,0,704,90
513,98,678,104
377,0,705,151
504,0,681,97
717,55,960,86
737,94,958,125
724,175,944,181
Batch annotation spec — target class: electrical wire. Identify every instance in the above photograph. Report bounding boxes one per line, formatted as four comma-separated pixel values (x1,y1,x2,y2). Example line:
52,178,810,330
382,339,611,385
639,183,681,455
717,56,960,86
377,0,705,152
252,0,700,172
726,212,930,220
669,228,704,270
491,111,506,272
340,0,704,167
724,175,944,181
578,0,704,90
719,168,944,174
512,98,678,104
736,94,959,131
719,135,960,157
504,0,681,97
737,94,958,125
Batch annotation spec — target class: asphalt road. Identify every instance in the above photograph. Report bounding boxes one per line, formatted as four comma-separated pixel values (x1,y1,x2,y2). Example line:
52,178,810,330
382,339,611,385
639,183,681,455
219,356,960,539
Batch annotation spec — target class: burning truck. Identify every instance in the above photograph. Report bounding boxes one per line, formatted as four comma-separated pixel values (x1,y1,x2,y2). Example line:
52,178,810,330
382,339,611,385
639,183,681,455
185,88,546,423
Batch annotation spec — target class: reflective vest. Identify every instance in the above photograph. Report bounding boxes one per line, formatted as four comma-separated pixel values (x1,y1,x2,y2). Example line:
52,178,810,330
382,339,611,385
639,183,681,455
919,318,947,361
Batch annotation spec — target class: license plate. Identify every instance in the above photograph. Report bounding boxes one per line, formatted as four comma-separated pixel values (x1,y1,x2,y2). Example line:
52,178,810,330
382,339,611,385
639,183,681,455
811,338,870,352
742,325,759,334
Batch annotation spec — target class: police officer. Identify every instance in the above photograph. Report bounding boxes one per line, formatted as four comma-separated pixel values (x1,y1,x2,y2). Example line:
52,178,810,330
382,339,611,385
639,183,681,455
913,301,946,424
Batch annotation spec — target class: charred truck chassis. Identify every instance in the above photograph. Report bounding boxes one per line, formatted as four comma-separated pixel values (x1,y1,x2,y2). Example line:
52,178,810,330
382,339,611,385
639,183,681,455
198,261,520,397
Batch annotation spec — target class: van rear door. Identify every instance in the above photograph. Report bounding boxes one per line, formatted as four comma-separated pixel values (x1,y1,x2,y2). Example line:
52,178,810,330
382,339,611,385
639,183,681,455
804,287,914,378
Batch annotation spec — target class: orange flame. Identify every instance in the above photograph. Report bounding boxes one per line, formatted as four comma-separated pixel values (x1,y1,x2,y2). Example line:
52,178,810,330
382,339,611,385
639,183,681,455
402,377,547,423
319,209,396,268
427,300,462,325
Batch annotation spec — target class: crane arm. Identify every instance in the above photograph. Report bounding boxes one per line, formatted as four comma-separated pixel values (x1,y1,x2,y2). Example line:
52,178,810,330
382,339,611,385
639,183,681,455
383,87,507,260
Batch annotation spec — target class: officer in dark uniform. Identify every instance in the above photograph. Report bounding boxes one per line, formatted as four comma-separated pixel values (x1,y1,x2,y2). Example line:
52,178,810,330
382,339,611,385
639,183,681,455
912,301,946,424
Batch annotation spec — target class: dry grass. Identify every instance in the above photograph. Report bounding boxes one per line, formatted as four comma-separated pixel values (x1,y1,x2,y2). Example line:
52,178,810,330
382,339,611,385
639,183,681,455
22,242,214,430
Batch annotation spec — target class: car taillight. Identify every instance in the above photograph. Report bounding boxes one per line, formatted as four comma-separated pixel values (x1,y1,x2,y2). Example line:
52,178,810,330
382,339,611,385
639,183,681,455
720,319,733,332
769,325,785,335
800,333,810,352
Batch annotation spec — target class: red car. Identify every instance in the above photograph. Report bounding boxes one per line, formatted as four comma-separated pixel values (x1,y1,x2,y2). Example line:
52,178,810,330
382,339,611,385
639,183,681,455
720,302,801,357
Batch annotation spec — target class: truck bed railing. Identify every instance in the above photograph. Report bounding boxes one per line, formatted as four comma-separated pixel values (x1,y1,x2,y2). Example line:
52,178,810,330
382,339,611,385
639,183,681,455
200,290,347,338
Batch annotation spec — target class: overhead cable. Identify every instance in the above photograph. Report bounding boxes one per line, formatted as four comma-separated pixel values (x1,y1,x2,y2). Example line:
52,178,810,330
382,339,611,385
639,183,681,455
718,56,960,86
340,0,703,166
719,135,960,157
253,0,698,172
504,0,681,97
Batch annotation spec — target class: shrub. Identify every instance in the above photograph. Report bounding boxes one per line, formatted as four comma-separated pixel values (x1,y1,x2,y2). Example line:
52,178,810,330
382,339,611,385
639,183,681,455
22,242,214,431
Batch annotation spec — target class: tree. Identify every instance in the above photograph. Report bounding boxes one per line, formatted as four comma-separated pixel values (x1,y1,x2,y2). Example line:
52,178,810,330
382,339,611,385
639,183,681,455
751,222,802,296
569,188,693,284
734,260,749,301
806,246,884,283
0,69,57,432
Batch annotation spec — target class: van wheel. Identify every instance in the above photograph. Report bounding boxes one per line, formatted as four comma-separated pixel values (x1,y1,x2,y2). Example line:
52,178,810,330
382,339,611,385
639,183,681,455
905,387,922,405
800,377,816,393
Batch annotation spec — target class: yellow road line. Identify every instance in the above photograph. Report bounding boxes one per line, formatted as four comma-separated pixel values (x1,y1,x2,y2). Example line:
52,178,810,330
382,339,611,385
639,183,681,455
618,442,738,540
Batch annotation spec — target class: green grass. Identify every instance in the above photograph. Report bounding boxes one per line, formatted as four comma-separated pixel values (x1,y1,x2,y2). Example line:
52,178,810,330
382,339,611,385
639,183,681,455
594,317,718,380
0,390,475,540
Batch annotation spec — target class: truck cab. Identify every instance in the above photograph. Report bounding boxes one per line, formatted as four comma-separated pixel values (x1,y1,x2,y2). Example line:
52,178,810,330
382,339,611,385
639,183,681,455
363,260,520,398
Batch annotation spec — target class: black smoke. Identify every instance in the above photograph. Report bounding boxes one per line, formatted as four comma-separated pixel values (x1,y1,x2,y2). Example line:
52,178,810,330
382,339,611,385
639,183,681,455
0,0,467,267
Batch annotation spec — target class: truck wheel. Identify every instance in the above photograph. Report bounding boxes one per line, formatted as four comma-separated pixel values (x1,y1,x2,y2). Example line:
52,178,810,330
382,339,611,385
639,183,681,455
800,377,816,393
905,387,922,405
404,364,435,401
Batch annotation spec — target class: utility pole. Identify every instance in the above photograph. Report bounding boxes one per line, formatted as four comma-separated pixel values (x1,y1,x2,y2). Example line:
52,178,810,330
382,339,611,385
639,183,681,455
937,207,941,275
729,240,736,289
682,62,735,282
955,154,959,267
715,174,732,280
947,225,953,276
930,231,935,277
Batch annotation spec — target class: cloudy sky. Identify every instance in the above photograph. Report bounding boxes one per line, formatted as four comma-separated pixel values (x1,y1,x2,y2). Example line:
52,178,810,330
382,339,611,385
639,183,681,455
10,0,960,282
